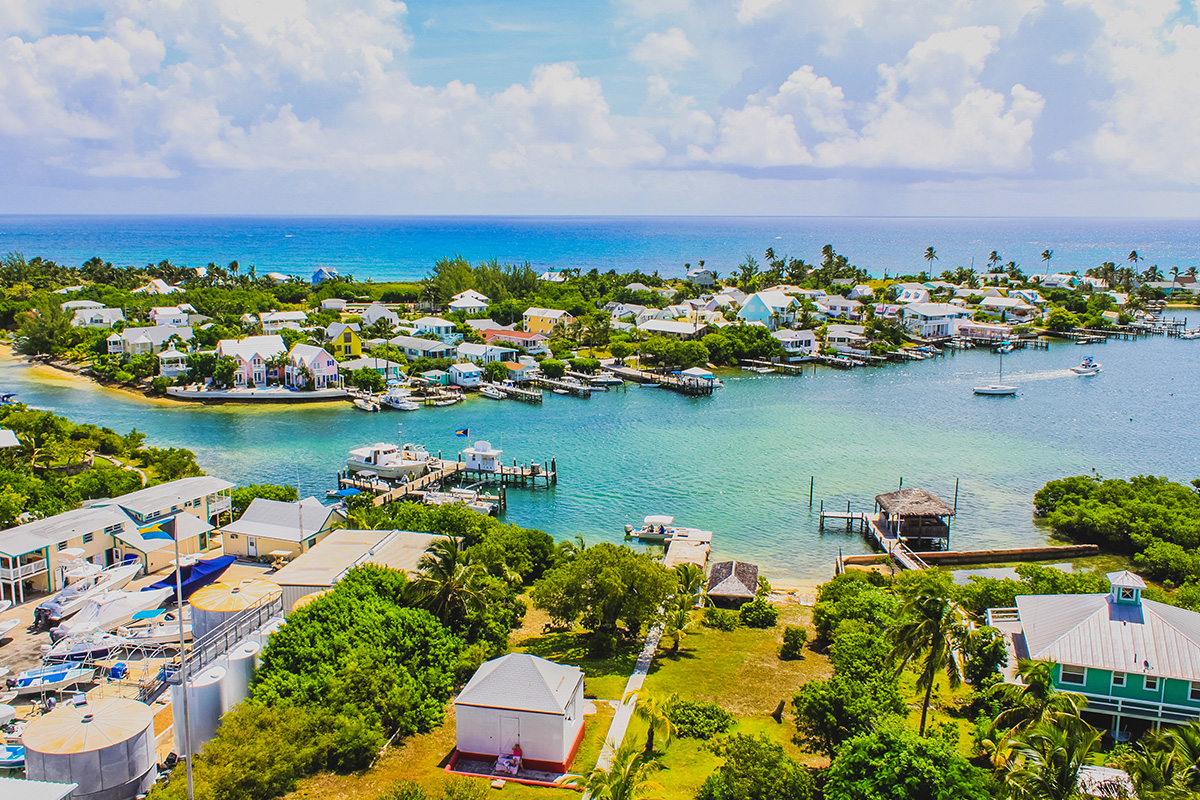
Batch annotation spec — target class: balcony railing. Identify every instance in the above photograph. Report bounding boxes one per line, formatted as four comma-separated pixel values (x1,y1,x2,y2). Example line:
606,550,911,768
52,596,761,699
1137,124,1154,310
0,559,48,581
208,495,232,514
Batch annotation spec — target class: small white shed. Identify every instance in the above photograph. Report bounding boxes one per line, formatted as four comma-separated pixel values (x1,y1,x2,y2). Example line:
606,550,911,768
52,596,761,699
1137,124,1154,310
455,653,585,772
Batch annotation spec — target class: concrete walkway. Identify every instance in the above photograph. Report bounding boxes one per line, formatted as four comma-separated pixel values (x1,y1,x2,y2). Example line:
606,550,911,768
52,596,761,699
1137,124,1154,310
594,621,664,771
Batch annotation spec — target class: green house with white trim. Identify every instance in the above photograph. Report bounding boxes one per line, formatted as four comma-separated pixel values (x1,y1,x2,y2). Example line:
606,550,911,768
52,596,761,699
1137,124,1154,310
988,571,1200,737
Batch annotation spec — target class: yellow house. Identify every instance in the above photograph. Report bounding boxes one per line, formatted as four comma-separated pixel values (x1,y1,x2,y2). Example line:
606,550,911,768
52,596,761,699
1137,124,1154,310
327,322,363,359
523,307,575,336
221,497,343,560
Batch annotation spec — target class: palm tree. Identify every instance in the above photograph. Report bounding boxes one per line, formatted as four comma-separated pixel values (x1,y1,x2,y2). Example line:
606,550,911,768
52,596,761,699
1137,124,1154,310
1169,720,1200,792
408,536,488,628
1123,741,1187,799
988,250,1002,271
1128,249,1143,269
663,606,694,654
1004,724,1104,800
889,590,967,736
1041,249,1053,277
1170,266,1181,293
673,563,705,607
924,247,938,271
627,690,678,754
561,740,662,800
994,659,1088,733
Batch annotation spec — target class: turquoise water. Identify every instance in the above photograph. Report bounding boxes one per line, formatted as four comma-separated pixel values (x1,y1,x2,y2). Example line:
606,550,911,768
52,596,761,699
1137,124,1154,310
3,215,1200,281
3,320,1196,585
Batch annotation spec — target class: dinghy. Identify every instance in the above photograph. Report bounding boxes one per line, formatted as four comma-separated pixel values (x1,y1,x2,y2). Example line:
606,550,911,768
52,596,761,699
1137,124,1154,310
9,664,95,696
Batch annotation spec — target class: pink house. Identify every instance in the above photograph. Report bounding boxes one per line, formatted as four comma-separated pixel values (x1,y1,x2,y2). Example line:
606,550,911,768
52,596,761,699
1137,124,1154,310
286,343,340,389
217,335,287,387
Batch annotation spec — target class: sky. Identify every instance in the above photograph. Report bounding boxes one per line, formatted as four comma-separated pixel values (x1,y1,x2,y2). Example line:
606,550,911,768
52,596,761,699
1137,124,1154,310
2,0,1200,216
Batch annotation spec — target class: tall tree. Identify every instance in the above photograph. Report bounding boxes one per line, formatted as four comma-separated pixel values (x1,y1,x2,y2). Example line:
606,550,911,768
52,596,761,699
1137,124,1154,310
628,691,678,754
408,536,488,628
924,246,938,271
889,590,966,736
1041,249,1053,276
1004,724,1103,800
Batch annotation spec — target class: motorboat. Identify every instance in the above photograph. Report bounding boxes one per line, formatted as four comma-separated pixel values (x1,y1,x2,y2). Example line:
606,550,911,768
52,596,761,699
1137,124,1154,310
640,383,661,388
141,554,234,604
9,664,95,696
552,388,568,395
354,397,380,412
117,610,192,646
51,587,173,639
36,563,141,627
434,395,462,407
347,441,432,480
1179,329,1200,340
424,489,498,516
42,631,129,662
624,515,677,541
480,385,505,400
591,376,624,386
996,343,1015,354
0,744,24,769
1070,356,1102,376
974,351,1017,396
0,619,19,641
381,387,419,410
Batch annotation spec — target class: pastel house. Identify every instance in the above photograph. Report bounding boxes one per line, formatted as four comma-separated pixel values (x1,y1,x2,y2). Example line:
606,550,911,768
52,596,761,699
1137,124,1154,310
149,305,192,327
414,316,461,343
259,310,308,333
899,303,969,338
737,291,798,329
772,329,817,359
220,497,340,559
816,295,862,321
362,304,401,329
449,362,483,388
454,653,586,773
522,307,574,336
449,290,489,315
72,307,125,328
326,322,362,359
311,267,339,285
108,326,194,356
457,342,518,364
987,571,1200,737
286,343,341,389
217,335,287,387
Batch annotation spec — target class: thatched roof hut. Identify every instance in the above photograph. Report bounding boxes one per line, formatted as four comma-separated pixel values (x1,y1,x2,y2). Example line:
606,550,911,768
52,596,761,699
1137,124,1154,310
874,489,955,517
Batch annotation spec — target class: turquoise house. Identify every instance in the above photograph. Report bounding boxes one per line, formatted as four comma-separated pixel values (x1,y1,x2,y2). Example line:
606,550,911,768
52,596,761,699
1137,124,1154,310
736,290,798,330
989,571,1200,737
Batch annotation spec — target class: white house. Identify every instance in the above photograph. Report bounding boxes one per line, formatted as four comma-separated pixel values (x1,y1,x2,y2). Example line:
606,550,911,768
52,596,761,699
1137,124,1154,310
131,278,181,295
899,303,970,338
321,298,348,312
72,307,124,328
537,271,567,283
772,329,818,359
259,310,308,333
816,295,862,321
107,326,194,356
449,362,483,388
462,440,502,473
157,347,189,379
825,324,868,353
637,319,708,340
457,342,517,364
890,283,931,304
61,299,104,311
981,296,1039,322
149,305,193,327
847,284,875,300
454,653,585,773
686,267,716,287
1012,289,1047,307
737,291,798,329
361,304,401,329
1041,273,1080,289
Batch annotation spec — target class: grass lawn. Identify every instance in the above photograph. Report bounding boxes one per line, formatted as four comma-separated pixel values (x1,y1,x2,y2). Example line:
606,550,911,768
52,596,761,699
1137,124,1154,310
286,702,616,800
509,601,639,701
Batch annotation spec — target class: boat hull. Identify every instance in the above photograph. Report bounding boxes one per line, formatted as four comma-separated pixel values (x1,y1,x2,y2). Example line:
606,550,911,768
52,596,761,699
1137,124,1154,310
973,385,1018,396
346,459,427,479
1070,366,1101,375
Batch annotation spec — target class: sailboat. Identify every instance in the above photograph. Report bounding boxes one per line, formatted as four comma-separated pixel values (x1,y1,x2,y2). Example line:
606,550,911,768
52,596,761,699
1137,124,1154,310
974,350,1017,396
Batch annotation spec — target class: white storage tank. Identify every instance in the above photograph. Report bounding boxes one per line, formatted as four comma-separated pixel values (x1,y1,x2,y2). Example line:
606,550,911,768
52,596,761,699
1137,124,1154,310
24,696,156,800
252,617,286,668
171,665,226,756
221,639,260,713
189,578,281,641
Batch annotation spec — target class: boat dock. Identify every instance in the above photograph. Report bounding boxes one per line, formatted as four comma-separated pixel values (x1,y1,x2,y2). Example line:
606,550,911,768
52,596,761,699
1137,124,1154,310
532,377,593,398
495,383,543,403
599,365,716,396
740,358,806,374
338,456,557,509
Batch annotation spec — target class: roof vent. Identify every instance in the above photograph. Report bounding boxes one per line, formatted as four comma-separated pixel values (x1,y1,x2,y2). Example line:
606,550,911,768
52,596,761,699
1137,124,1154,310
81,714,94,723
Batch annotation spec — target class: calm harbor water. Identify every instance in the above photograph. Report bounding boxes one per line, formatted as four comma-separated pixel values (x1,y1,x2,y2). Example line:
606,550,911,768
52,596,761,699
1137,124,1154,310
2,322,1196,585
3,216,1200,281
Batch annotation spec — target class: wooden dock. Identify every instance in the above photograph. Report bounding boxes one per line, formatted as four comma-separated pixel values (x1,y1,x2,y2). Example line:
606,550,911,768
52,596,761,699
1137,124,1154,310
339,457,558,508
494,383,543,403
741,358,805,374
600,365,716,396
532,377,593,397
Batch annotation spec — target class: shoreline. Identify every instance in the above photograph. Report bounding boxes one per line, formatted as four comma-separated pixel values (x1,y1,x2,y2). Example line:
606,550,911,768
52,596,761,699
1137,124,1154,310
0,342,182,408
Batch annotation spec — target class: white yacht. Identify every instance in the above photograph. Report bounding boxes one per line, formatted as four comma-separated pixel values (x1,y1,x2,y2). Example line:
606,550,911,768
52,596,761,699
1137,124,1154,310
480,385,505,400
35,563,141,627
381,386,419,410
347,441,433,479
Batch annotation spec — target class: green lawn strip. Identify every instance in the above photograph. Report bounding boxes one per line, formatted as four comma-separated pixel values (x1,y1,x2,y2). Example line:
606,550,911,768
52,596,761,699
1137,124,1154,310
895,666,978,757
511,630,640,701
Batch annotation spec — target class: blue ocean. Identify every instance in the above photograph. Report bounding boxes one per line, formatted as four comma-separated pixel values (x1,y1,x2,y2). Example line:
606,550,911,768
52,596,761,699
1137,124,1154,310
2,216,1200,281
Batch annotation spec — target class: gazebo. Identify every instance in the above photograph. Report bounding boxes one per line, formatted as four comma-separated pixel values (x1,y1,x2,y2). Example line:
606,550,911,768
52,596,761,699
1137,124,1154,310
873,489,955,550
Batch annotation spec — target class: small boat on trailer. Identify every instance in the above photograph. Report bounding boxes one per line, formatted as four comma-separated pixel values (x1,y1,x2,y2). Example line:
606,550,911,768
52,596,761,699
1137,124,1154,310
9,664,95,696
0,619,18,641
35,563,141,627
0,744,24,769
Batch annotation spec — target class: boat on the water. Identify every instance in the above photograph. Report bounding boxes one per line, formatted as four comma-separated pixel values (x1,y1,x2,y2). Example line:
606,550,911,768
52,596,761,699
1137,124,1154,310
381,387,420,410
35,563,141,627
1070,356,1102,376
591,376,624,386
424,488,498,516
140,554,234,604
347,441,432,480
552,388,568,395
974,351,1017,396
9,664,95,696
0,744,24,769
623,515,713,547
354,397,380,412
434,395,463,406
640,383,661,388
1179,329,1200,340
480,385,504,400
51,587,173,639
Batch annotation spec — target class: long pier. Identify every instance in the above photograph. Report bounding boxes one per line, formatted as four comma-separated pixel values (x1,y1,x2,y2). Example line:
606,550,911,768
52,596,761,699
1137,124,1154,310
741,358,806,374
338,457,557,508
599,365,716,396
494,382,543,403
532,377,593,397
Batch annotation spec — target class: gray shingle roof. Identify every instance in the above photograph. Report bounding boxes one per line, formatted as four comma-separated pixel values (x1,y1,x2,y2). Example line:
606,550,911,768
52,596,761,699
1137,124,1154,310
707,560,758,598
1016,593,1200,681
455,653,582,715
0,505,130,557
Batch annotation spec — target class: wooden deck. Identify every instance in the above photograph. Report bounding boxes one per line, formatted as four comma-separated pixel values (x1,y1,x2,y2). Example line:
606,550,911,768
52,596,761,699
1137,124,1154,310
600,365,716,395
342,458,558,508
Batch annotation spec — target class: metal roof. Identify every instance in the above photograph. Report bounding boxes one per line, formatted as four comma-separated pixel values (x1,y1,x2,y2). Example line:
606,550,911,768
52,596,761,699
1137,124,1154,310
1016,593,1200,681
114,512,211,554
221,497,335,543
271,529,442,587
109,476,235,515
456,653,582,715
0,505,130,557
23,697,152,754
0,777,77,800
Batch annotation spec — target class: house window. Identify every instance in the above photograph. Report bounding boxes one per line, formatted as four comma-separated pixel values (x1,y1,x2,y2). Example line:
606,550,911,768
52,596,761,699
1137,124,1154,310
228,534,239,539
306,537,317,549
1145,676,1159,692
1060,665,1086,685
1191,682,1200,702
82,532,94,544
1112,672,1126,688
1120,587,1135,601
343,333,352,343
57,541,68,550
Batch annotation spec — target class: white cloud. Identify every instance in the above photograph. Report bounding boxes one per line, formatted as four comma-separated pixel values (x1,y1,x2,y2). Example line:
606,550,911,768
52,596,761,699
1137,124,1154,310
701,105,811,167
632,27,697,72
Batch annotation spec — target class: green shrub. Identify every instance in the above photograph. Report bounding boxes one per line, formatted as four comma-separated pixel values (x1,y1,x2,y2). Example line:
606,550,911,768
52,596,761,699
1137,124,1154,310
703,607,739,631
150,375,170,395
440,778,487,800
780,625,808,660
667,700,735,739
378,781,427,800
739,599,779,628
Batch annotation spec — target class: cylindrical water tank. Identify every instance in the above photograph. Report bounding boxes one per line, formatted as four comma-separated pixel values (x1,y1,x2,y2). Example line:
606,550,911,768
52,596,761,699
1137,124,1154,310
251,617,286,667
221,639,260,713
189,579,281,641
24,697,156,800
171,665,226,756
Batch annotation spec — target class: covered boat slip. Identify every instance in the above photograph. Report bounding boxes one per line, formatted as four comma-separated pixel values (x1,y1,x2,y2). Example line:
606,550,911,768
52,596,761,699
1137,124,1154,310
872,488,956,550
